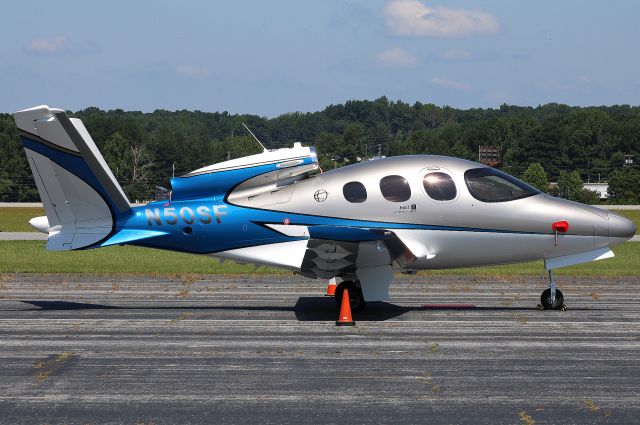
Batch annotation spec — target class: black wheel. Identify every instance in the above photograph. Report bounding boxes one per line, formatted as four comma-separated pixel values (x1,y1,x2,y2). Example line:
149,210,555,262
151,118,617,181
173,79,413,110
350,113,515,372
334,281,367,313
540,288,564,310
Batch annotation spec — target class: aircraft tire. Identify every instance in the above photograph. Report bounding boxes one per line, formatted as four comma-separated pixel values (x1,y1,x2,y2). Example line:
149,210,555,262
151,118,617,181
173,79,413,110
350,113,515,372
540,288,564,310
334,281,367,313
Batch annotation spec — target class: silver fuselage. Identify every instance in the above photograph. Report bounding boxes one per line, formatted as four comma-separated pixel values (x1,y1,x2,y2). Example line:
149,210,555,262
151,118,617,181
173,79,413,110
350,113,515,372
231,155,635,269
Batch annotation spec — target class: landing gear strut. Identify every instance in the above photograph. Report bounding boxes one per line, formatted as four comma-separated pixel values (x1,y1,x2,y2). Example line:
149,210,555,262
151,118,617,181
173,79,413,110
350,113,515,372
539,270,566,310
334,281,367,313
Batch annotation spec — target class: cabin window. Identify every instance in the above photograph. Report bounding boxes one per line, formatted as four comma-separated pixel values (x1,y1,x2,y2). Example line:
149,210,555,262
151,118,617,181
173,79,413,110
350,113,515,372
380,175,411,202
423,172,457,201
465,167,540,202
343,181,367,203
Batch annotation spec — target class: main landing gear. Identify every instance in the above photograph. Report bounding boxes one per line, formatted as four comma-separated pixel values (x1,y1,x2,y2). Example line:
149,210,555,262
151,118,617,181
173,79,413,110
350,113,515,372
538,270,566,311
334,280,367,313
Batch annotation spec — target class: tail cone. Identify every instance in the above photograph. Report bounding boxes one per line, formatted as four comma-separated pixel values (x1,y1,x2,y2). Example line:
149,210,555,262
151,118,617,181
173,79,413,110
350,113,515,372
335,288,355,326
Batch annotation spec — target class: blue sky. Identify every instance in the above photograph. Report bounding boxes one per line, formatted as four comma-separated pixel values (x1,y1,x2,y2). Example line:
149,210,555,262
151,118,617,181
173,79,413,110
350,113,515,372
1,0,639,116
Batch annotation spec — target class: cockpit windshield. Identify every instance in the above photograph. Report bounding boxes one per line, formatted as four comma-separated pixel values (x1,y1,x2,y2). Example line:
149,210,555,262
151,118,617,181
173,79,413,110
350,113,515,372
464,167,541,202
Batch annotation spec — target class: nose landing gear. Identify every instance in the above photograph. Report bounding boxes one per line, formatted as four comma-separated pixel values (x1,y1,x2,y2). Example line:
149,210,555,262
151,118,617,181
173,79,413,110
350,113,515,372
538,270,566,311
540,287,565,310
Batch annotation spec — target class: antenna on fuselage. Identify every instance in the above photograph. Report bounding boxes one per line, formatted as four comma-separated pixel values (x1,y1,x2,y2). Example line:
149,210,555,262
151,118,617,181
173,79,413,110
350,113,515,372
242,123,268,152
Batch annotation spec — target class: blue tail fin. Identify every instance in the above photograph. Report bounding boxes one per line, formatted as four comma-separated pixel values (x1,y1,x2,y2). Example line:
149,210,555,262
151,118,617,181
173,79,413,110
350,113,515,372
14,105,132,250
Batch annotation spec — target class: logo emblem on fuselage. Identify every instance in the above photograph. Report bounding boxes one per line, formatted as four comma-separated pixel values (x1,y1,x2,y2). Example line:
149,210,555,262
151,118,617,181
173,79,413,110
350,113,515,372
313,189,328,202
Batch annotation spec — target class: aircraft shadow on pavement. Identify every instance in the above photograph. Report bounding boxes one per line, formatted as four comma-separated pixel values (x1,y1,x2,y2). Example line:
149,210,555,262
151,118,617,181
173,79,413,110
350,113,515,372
19,298,597,321
294,297,410,321
290,297,590,321
21,300,119,310
20,298,441,321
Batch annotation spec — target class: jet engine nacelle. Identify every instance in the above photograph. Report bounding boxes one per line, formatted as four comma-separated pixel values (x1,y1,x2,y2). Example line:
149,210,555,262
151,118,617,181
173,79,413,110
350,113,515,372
170,143,318,201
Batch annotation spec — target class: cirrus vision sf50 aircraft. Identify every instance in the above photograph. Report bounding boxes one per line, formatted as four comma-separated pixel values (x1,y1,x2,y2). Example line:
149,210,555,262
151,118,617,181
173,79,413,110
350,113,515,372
14,106,636,312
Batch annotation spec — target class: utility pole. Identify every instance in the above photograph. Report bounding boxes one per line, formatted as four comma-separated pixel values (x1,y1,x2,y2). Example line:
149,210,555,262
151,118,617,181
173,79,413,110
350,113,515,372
172,162,175,178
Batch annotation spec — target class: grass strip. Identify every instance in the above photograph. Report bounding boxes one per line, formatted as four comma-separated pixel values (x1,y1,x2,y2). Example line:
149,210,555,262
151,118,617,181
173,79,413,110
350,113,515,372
0,240,637,276
0,207,45,232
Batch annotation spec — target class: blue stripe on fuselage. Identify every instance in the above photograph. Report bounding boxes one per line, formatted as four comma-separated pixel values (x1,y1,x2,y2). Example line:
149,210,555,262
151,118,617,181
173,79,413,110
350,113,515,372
124,199,546,255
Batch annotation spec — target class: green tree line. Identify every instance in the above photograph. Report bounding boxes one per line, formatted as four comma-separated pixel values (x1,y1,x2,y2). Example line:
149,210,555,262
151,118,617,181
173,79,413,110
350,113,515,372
0,97,638,202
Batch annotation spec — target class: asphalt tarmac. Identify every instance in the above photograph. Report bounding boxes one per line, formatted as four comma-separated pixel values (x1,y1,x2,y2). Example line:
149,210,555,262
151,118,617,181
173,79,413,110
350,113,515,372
0,274,638,424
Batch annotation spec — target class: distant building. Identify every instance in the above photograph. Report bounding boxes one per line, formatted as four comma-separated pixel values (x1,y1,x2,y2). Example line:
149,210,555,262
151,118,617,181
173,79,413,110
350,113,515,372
478,146,501,168
583,182,608,200
624,154,634,166
548,182,608,200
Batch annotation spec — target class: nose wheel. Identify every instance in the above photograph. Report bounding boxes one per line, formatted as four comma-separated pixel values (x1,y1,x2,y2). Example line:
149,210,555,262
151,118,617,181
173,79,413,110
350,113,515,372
538,270,566,310
540,288,565,310
334,281,367,313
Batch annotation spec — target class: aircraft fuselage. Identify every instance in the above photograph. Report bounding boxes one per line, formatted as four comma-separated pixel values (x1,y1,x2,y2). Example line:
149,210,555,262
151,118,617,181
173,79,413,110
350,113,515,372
124,155,634,270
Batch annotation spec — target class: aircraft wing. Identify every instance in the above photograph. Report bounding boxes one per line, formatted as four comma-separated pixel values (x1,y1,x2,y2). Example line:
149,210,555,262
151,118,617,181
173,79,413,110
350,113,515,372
264,224,420,280
241,223,430,302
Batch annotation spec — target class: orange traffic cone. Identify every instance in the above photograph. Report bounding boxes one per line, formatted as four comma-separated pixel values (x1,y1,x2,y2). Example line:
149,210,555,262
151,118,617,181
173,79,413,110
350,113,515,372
335,288,355,326
325,278,337,296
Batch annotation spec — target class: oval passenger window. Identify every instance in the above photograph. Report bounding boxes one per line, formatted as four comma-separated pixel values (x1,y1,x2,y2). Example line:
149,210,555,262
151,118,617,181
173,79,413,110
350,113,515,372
380,175,411,202
423,172,457,201
343,181,367,203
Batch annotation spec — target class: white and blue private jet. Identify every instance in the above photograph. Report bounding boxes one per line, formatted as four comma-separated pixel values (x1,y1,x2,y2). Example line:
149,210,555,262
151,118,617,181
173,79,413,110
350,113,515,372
14,106,636,312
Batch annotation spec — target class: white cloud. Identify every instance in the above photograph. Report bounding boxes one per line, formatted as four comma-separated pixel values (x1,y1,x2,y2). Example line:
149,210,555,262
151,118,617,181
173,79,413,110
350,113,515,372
440,49,472,61
431,77,471,92
384,1,500,38
23,36,101,56
376,47,417,67
25,36,66,54
578,75,590,83
176,65,210,79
